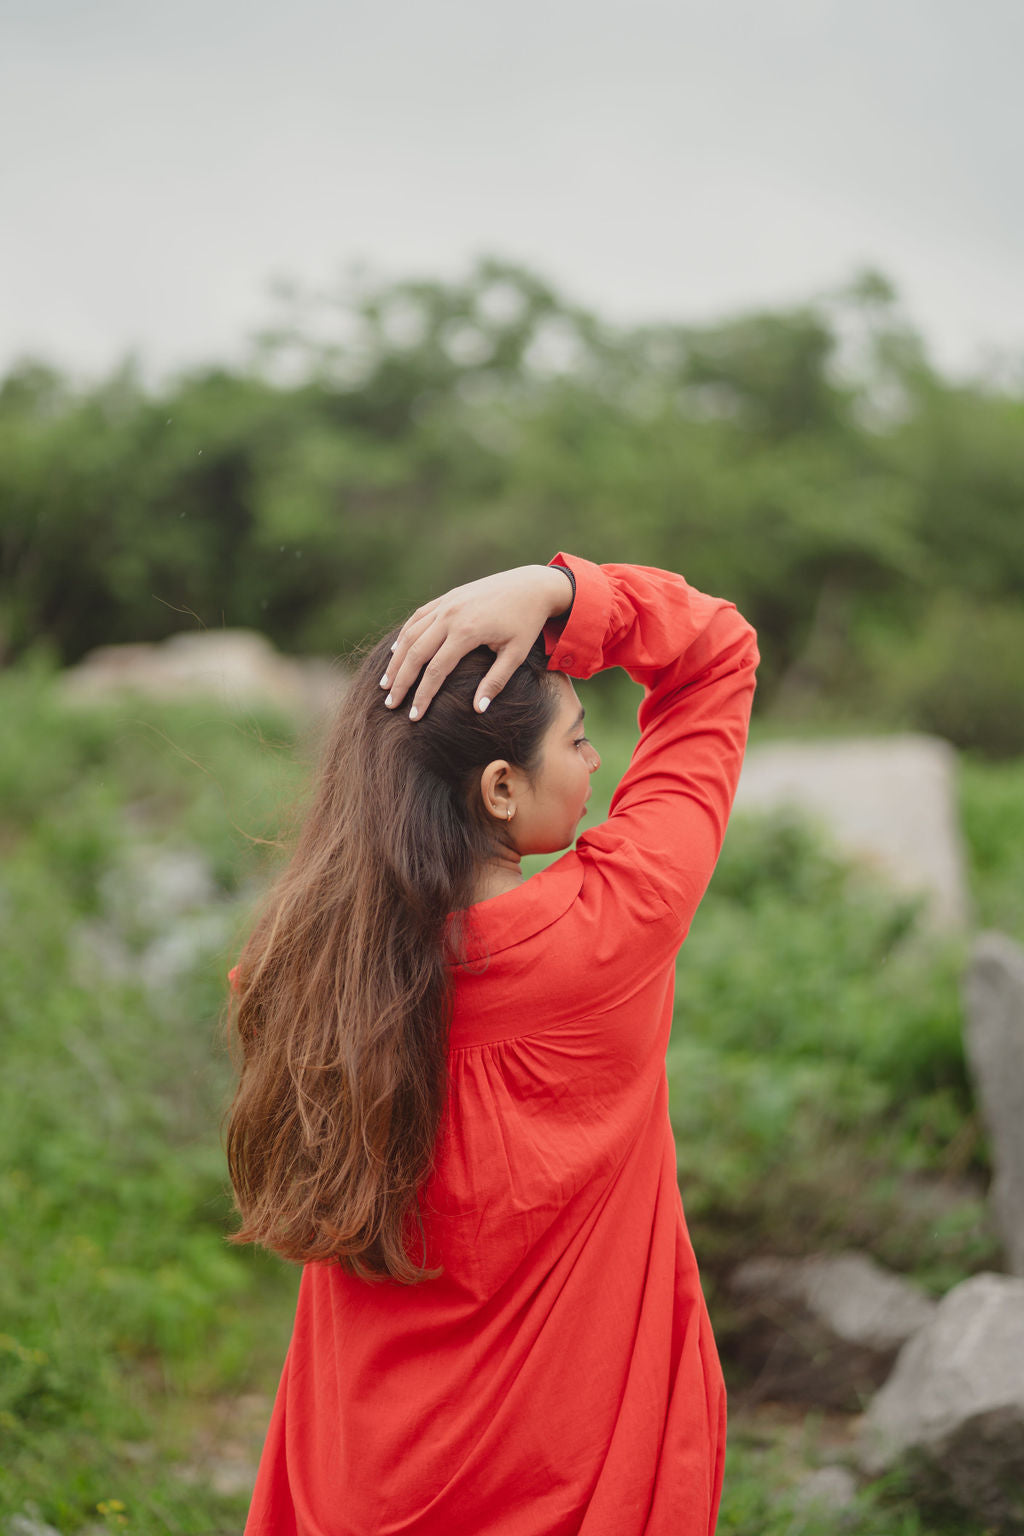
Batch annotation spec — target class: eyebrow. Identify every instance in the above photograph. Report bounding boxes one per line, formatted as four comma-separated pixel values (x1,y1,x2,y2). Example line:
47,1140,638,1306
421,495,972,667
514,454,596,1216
567,707,585,734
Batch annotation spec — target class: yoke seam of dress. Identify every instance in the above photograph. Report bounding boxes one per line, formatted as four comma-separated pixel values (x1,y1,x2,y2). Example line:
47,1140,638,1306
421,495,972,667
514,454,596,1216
449,859,685,1053
448,968,679,1053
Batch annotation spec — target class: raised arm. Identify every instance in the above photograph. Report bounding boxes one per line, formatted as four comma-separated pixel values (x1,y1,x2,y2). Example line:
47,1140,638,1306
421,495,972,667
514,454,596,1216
546,554,759,931
381,552,757,935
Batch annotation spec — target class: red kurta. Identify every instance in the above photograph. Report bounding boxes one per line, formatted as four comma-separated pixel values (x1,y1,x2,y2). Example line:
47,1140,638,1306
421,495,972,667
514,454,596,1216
243,556,759,1536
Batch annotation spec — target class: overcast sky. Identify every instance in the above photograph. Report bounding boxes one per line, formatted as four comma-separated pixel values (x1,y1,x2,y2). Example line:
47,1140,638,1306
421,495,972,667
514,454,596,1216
3,0,1022,384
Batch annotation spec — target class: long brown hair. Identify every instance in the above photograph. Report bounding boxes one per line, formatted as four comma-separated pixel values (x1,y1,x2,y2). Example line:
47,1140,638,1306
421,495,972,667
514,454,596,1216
225,631,558,1282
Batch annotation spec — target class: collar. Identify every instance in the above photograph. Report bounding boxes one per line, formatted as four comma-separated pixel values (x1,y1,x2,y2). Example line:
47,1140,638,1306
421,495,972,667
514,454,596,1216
450,850,585,963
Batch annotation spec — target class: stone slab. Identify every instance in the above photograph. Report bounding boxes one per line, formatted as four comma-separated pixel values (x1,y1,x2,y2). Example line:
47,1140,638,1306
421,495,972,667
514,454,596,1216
734,734,970,929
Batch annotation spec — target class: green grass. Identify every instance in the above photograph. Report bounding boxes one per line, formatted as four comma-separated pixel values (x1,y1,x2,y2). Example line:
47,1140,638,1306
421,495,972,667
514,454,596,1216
720,1409,973,1536
0,665,303,1532
960,753,1024,943
669,813,994,1303
2,660,1023,1533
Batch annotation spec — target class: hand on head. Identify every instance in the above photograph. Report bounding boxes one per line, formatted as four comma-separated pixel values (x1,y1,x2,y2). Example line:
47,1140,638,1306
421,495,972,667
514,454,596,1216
380,564,574,720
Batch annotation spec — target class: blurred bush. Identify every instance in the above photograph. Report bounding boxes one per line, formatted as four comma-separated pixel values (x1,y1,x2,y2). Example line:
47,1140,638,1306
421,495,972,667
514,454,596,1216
668,811,992,1301
876,593,1024,757
2,666,1020,1528
0,667,304,1528
2,261,1022,754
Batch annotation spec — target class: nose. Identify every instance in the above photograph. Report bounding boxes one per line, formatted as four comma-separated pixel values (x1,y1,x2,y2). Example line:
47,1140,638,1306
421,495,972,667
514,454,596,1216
585,744,601,773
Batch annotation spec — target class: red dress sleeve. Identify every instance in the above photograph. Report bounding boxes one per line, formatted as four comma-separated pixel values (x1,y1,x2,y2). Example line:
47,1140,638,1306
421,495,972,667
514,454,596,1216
544,553,759,936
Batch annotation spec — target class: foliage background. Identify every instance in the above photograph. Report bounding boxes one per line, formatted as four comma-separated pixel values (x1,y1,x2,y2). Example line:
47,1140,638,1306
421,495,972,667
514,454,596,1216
2,264,1023,1533
4,260,1024,755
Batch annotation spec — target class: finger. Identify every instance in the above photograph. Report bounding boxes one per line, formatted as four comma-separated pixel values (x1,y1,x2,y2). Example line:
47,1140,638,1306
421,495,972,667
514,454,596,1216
473,643,531,713
387,602,439,666
384,615,446,709
388,583,472,663
387,607,436,663
407,634,474,719
382,612,437,701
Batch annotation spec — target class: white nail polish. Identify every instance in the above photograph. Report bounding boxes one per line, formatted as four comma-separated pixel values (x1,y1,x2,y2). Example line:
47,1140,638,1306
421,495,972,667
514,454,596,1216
478,696,491,713
380,673,389,688
385,694,393,707
390,641,398,652
409,706,419,721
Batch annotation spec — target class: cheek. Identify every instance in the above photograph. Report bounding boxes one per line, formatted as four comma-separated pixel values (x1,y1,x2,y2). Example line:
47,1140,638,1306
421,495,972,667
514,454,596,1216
563,756,589,806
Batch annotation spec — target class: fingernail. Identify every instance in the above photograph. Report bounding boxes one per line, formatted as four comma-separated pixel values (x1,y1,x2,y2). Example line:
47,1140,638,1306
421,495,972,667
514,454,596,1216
478,697,491,713
385,693,393,708
409,706,419,721
390,641,397,652
379,673,389,688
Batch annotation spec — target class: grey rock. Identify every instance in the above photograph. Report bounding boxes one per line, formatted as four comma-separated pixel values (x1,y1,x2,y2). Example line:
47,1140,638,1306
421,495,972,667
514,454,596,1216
61,628,346,720
139,906,235,990
861,1272,1024,1532
174,1456,257,1497
138,845,218,920
206,1455,259,1497
791,1465,859,1516
964,933,1024,1276
72,844,233,991
734,735,970,929
6,1515,63,1536
730,1252,936,1409
100,843,218,930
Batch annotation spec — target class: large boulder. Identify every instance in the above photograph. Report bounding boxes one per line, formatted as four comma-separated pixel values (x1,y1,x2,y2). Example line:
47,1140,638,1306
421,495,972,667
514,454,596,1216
964,933,1024,1276
734,735,970,929
728,1252,936,1409
61,629,345,719
860,1272,1024,1532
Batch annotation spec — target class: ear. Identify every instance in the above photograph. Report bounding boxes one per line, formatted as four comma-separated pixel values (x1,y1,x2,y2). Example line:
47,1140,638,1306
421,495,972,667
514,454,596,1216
478,759,517,823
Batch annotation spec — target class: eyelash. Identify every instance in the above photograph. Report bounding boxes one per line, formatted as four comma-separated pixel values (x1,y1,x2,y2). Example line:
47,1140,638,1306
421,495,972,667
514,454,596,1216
574,735,590,749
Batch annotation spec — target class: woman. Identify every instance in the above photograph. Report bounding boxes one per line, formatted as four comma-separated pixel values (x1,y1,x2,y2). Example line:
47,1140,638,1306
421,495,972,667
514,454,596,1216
227,553,758,1535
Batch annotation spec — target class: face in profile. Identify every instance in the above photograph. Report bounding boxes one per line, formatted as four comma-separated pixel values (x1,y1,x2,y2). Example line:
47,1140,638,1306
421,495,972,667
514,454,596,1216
513,673,600,854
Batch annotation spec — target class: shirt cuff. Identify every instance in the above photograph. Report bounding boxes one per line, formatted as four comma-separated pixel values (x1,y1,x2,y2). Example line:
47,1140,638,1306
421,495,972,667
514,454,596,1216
542,553,615,678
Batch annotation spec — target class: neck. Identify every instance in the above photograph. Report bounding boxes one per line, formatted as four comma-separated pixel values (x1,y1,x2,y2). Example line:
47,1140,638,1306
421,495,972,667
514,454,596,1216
471,846,524,904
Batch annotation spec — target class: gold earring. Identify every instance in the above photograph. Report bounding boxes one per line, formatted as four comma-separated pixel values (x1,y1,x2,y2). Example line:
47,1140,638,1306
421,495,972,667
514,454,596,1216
507,807,514,821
